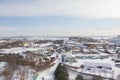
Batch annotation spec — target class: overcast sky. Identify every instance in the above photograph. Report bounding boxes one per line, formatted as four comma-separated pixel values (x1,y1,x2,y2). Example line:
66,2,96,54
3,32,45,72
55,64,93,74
0,0,120,36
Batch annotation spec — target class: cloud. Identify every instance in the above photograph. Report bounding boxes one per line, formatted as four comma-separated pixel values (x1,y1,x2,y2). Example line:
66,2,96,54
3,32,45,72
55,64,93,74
0,0,120,18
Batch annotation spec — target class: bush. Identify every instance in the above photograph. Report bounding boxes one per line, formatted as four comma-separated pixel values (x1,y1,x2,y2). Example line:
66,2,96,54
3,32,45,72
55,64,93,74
2,68,11,75
75,74,84,80
92,75,103,80
54,63,69,80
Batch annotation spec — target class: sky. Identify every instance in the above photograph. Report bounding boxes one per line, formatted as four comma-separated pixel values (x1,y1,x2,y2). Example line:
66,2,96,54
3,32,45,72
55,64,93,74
0,0,120,37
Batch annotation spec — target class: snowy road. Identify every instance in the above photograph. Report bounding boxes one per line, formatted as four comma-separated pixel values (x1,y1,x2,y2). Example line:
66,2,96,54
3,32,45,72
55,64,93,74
68,68,78,80
67,68,92,80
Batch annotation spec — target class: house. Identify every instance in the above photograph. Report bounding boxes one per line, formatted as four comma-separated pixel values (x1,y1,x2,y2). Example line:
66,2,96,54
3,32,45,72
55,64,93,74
61,54,76,63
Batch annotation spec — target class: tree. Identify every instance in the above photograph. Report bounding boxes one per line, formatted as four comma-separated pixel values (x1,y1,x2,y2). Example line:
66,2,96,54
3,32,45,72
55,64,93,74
75,74,84,80
80,65,84,71
54,63,69,80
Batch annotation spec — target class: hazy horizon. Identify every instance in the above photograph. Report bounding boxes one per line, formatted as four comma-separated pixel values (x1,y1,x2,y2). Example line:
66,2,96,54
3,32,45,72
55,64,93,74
0,0,120,36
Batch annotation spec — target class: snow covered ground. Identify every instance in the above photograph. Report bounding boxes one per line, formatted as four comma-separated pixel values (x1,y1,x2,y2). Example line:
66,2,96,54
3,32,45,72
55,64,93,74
64,58,120,79
0,76,4,80
0,62,7,73
0,62,8,80
0,42,53,55
68,69,78,80
11,66,36,80
36,55,61,80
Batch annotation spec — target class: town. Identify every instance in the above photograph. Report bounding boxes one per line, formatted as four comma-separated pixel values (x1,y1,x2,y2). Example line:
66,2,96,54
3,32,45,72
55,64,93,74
1,0,120,80
0,35,120,80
